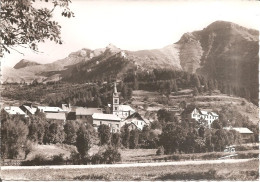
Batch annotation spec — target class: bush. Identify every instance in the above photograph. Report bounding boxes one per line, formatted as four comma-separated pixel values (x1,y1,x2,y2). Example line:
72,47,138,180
21,154,65,166
156,146,165,155
91,153,104,164
90,147,121,164
102,147,121,164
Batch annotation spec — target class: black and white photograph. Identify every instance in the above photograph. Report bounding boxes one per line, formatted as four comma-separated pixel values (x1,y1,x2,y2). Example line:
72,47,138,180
0,0,259,181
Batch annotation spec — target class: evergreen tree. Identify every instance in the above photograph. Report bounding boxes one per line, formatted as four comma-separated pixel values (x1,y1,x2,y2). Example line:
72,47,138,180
121,124,130,148
111,133,121,148
98,124,111,145
129,129,139,149
1,116,29,159
76,124,91,159
64,121,78,145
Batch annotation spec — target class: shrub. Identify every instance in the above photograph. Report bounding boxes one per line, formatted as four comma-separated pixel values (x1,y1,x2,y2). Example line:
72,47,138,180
91,153,104,164
102,147,121,164
241,100,246,106
52,154,65,165
156,146,165,155
21,154,65,166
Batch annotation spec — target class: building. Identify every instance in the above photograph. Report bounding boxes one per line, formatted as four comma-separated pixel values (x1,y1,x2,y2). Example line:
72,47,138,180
223,126,254,143
123,112,148,130
45,112,66,122
75,107,103,124
37,106,65,113
183,107,219,128
4,106,28,117
20,103,37,115
37,106,67,122
92,113,122,133
112,82,135,120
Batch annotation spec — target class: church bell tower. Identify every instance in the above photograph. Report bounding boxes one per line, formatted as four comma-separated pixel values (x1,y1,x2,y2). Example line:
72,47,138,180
113,82,119,115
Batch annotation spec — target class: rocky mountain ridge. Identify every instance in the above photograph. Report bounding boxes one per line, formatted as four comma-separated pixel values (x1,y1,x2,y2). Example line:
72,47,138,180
2,21,258,102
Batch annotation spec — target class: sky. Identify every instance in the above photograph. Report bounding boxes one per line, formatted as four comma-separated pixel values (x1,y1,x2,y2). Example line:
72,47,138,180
1,0,259,68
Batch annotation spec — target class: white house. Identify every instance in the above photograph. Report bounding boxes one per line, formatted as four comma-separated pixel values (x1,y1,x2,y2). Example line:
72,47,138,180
123,112,148,130
191,108,219,128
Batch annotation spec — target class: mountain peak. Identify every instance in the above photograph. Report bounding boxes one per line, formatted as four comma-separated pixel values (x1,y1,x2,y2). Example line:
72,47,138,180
105,43,121,53
13,59,41,69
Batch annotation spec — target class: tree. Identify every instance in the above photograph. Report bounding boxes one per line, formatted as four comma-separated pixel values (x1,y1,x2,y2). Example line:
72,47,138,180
98,124,111,146
76,124,91,159
1,116,29,159
24,140,33,159
1,0,74,54
212,129,228,152
159,123,187,154
121,124,130,148
129,129,139,149
44,121,65,144
28,114,46,144
111,133,121,148
64,121,78,145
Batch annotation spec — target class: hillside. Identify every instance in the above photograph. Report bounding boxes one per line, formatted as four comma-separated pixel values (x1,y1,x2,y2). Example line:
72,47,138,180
131,90,259,125
2,21,258,103
13,59,41,69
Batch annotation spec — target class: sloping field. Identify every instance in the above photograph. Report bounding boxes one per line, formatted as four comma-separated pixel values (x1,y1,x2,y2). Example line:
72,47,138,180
132,90,259,125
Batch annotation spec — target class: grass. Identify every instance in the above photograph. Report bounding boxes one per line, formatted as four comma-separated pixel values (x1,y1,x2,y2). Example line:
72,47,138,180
120,148,259,163
26,144,76,160
2,159,259,180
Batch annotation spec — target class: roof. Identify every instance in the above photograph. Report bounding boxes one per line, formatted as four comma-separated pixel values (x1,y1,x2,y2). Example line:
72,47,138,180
75,107,103,116
125,112,146,122
4,106,27,116
92,113,121,121
223,127,253,134
37,106,65,113
22,105,37,115
200,110,208,115
45,112,66,120
210,112,218,117
118,105,135,112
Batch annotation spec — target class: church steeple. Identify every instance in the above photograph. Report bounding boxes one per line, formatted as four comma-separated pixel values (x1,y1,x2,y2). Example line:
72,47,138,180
114,82,118,94
113,82,119,115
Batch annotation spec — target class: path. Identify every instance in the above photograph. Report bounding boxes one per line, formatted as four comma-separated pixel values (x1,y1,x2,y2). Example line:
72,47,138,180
1,158,253,170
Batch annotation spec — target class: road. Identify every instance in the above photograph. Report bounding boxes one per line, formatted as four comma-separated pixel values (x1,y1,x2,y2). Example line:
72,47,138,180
1,158,253,170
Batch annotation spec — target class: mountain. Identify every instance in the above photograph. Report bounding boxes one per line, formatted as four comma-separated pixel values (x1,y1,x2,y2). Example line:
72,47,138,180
13,59,41,69
2,21,258,102
1,48,105,83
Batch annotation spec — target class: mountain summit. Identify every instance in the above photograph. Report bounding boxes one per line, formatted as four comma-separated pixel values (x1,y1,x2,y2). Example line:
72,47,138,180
13,59,41,69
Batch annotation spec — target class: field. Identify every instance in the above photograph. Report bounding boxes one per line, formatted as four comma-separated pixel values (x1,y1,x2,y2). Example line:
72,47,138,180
1,159,258,180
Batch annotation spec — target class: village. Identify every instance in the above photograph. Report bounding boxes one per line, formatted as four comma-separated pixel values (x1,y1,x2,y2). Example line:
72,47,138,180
2,83,254,143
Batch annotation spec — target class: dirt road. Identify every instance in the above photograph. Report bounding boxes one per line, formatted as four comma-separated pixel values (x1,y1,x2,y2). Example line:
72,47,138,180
1,158,253,170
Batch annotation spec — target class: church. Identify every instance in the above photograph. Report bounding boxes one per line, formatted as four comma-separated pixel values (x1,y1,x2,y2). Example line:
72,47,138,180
112,82,135,119
92,82,145,132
